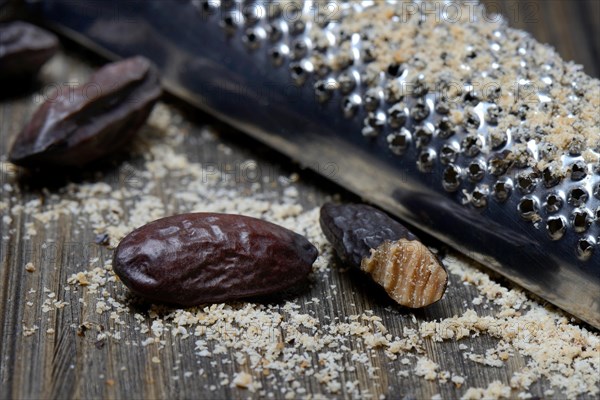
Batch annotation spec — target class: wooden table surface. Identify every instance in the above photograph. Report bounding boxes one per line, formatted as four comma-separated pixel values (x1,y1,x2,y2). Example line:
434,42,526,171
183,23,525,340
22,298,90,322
1,1,598,399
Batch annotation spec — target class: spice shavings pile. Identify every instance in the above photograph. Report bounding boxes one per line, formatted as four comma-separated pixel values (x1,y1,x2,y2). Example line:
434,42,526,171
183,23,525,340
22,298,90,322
313,1,600,164
3,103,598,399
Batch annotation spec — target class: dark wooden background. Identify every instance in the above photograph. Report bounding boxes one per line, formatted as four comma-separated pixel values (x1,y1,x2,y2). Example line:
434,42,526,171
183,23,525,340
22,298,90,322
1,1,599,399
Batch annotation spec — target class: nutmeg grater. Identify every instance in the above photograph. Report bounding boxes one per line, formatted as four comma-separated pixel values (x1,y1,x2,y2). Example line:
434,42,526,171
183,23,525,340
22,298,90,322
31,0,600,327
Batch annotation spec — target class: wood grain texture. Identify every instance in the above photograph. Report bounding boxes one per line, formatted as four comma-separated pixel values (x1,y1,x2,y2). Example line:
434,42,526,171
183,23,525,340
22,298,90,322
1,2,598,399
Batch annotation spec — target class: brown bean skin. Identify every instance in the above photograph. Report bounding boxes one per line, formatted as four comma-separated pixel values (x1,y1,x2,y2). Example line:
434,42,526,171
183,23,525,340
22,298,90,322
319,202,417,269
113,213,318,306
8,56,161,168
0,21,59,80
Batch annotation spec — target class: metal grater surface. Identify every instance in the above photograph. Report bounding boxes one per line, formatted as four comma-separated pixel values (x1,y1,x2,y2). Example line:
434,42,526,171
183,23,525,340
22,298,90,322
32,0,600,327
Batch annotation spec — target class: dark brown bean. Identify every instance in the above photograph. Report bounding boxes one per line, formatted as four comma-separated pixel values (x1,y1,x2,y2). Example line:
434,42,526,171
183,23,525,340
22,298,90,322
320,203,447,308
113,213,318,306
319,202,417,269
8,56,161,168
0,21,59,80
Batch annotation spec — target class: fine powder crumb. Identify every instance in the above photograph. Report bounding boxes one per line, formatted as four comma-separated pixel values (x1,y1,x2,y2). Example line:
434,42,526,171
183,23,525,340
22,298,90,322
461,381,511,400
22,325,39,337
452,375,466,388
6,103,599,398
414,357,439,381
232,372,253,389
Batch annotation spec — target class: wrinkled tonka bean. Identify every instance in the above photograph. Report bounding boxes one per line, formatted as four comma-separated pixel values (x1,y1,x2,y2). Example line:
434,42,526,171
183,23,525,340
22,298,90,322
9,56,161,167
320,203,447,308
0,21,59,80
113,213,318,306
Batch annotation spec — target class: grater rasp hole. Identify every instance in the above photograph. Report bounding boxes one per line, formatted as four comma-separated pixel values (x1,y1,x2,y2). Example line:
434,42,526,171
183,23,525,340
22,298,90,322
516,170,538,194
443,165,462,192
436,116,456,139
414,125,433,148
576,237,596,261
289,62,308,85
518,196,539,221
463,91,480,107
268,45,286,67
362,112,385,137
243,27,264,49
410,100,430,122
568,187,589,207
417,149,436,172
488,151,511,176
463,107,481,130
221,12,241,34
384,81,403,104
493,177,513,202
570,161,588,181
467,160,486,182
291,38,308,59
440,143,459,165
387,128,411,155
387,62,403,77
388,103,408,128
461,134,483,157
266,22,282,42
571,208,592,233
338,72,356,95
434,99,451,115
411,75,428,98
364,89,381,112
544,192,564,213
546,216,567,240
314,79,336,103
489,128,508,150
471,185,489,208
485,104,500,125
341,95,360,118
542,165,562,188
